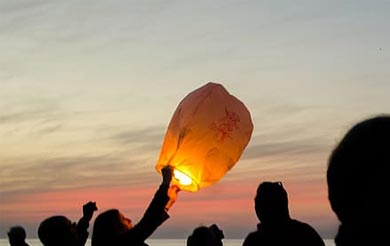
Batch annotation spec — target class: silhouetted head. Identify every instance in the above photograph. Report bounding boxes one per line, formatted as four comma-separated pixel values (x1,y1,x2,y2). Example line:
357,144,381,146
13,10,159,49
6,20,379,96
255,181,290,223
91,209,132,246
187,224,224,246
38,216,79,246
8,226,27,245
327,116,390,227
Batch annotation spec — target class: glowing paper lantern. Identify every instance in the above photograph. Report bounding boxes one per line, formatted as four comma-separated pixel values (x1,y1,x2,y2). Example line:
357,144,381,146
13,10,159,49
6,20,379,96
156,82,253,192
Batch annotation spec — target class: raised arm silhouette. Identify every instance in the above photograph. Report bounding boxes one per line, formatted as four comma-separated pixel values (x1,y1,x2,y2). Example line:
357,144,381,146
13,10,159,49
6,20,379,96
38,201,97,246
91,165,180,246
327,115,390,246
243,181,325,246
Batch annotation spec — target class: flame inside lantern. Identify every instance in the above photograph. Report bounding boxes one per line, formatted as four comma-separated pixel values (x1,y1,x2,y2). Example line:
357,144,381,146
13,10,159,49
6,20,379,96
173,169,193,186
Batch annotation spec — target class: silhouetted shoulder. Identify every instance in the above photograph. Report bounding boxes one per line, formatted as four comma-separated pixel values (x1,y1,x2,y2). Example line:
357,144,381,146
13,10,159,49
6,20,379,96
242,219,324,246
242,230,259,246
289,219,325,245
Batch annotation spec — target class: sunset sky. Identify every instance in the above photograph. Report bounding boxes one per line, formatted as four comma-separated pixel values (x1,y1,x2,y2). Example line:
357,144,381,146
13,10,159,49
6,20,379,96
1,0,389,240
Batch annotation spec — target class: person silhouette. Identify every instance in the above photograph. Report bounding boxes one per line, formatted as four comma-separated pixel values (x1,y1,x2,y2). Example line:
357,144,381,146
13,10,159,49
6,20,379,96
187,224,224,246
91,166,180,246
243,181,325,246
37,201,97,246
327,115,390,246
7,226,30,246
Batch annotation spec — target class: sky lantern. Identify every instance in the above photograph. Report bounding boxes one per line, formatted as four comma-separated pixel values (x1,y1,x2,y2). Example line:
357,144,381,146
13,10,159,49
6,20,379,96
156,82,254,192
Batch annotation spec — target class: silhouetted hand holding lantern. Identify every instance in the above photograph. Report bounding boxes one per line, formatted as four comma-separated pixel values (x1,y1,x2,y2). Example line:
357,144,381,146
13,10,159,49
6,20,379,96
159,165,180,211
156,82,253,192
161,165,173,186
83,201,98,222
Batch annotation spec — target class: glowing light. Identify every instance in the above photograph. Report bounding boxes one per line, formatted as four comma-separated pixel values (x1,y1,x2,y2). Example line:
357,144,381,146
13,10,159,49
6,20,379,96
173,169,193,186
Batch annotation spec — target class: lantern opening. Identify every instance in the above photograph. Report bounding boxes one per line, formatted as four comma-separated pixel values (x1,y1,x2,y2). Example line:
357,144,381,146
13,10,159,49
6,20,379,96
173,169,193,186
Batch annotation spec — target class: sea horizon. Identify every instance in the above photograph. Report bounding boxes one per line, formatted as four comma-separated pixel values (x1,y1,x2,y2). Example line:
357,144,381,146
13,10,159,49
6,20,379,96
0,238,336,246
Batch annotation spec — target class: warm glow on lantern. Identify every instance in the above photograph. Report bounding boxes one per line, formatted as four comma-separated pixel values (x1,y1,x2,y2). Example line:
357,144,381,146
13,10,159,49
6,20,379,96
173,169,193,186
156,82,253,192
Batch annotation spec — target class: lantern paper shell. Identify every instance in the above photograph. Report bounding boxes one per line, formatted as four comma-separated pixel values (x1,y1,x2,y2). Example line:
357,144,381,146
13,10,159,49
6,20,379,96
156,82,254,192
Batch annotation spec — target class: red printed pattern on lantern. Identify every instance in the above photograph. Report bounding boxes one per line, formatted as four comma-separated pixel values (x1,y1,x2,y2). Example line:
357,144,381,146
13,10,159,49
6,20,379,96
209,107,240,141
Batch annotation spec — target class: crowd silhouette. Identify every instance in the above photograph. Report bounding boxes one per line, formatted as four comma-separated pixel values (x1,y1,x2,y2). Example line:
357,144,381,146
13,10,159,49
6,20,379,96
4,115,389,246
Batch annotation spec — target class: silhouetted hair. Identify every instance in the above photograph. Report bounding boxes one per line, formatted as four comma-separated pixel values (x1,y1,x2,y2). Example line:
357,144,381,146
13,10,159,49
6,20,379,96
255,181,290,223
91,209,128,246
38,216,78,246
187,224,224,246
327,116,390,224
